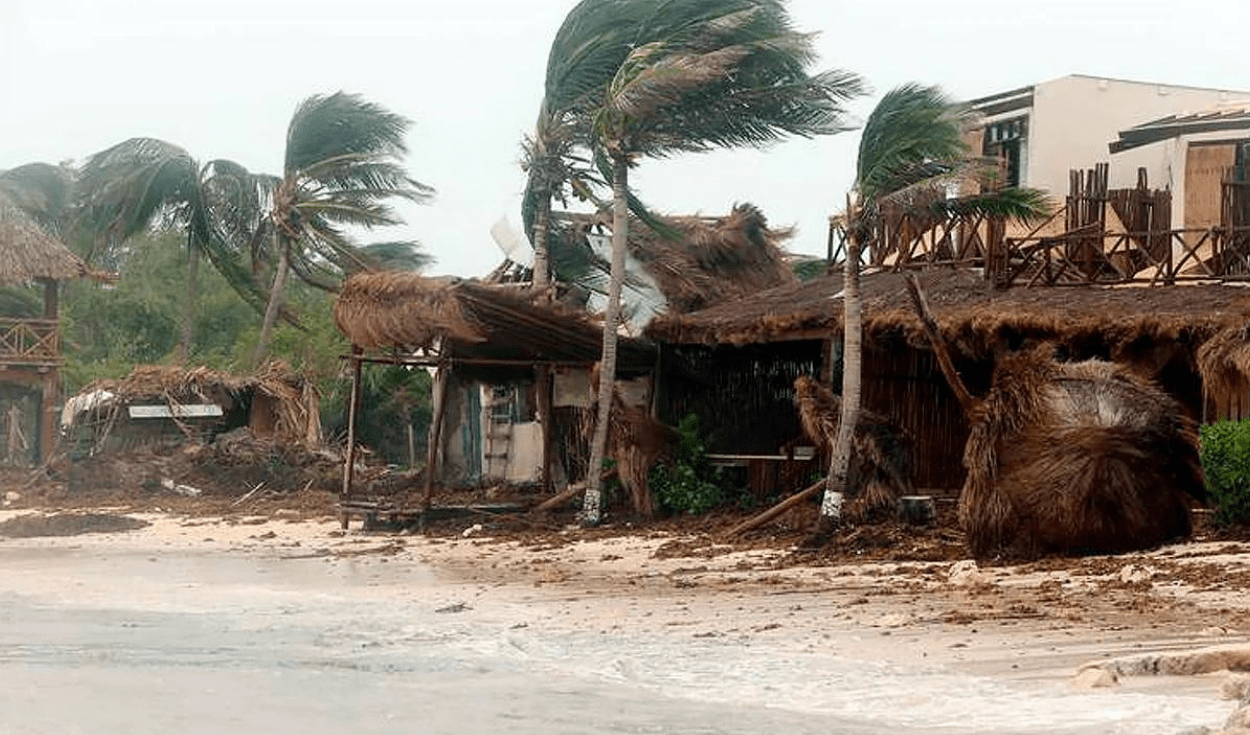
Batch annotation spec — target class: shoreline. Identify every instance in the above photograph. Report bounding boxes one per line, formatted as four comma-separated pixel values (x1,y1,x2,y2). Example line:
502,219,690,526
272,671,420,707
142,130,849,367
2,508,1248,732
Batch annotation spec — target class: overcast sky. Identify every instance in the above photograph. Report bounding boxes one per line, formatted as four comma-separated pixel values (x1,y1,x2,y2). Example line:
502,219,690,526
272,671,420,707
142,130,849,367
3,0,1247,276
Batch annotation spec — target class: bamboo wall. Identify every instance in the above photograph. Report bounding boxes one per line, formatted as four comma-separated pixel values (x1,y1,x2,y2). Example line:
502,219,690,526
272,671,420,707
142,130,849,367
658,341,821,455
861,338,973,493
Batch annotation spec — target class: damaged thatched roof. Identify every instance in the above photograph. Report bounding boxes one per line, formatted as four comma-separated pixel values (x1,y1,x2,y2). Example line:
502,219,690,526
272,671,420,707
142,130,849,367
0,193,98,286
71,362,321,445
334,272,654,367
552,203,797,317
649,268,1250,359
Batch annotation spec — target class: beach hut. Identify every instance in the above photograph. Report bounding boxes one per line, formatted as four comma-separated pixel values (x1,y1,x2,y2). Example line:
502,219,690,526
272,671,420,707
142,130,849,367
648,268,1250,493
333,273,657,511
0,193,106,464
61,363,322,457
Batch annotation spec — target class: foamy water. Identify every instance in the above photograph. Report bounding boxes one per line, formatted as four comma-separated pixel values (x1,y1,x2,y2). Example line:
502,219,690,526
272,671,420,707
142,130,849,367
0,545,1230,734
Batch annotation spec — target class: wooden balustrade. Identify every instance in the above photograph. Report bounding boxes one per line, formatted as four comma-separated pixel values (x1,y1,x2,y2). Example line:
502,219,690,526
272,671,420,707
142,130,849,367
0,318,61,366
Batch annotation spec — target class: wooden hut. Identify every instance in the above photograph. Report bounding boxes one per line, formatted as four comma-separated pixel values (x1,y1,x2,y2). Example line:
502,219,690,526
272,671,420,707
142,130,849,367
333,273,656,510
61,362,322,457
648,268,1250,493
0,193,106,465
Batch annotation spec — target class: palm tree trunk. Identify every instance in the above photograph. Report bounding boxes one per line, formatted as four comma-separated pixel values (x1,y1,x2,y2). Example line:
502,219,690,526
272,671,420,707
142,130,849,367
817,229,863,532
253,234,290,368
532,193,551,291
177,235,199,365
582,155,629,525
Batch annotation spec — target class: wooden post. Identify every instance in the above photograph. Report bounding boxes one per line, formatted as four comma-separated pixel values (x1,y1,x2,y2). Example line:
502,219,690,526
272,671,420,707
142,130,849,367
39,279,59,465
535,363,553,493
422,362,449,510
339,345,363,528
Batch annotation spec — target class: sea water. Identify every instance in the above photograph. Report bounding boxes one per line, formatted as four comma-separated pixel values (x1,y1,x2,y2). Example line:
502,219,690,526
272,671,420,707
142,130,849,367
0,546,1229,735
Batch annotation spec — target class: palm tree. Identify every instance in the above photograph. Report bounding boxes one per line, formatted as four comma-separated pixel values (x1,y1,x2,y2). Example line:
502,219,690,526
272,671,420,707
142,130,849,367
572,0,865,524
253,92,433,366
76,139,271,363
813,83,1051,537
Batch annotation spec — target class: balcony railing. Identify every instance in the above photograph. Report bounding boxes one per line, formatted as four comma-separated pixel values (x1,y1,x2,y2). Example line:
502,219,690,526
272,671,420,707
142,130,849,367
0,318,61,366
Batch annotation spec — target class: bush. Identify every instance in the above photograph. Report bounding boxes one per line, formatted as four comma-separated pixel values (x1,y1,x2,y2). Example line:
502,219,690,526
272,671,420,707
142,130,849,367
650,414,728,515
1200,418,1250,526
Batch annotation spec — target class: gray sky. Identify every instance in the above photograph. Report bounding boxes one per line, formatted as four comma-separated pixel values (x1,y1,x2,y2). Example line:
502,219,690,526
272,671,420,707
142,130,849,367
3,0,1247,277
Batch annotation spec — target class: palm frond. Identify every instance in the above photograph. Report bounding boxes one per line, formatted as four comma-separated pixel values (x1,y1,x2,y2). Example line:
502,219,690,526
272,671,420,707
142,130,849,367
856,83,967,204
285,92,412,174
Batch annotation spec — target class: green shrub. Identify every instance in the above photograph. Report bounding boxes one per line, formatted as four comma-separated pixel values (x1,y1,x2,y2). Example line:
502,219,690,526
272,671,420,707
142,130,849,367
1200,418,1250,526
650,414,728,515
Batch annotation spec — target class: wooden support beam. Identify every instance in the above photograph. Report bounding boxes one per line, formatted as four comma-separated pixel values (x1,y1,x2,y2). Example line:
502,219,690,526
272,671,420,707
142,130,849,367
340,346,363,527
422,362,450,510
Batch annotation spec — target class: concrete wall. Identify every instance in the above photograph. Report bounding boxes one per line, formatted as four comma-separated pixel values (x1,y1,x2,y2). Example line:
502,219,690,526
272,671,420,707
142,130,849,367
1027,76,1246,197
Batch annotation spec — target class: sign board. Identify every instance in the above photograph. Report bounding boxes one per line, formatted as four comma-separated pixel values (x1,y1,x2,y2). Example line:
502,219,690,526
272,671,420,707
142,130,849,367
128,404,224,419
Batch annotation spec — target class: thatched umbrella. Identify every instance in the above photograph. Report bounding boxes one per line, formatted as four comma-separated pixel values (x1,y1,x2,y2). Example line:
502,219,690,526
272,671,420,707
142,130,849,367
960,346,1206,558
899,275,1206,558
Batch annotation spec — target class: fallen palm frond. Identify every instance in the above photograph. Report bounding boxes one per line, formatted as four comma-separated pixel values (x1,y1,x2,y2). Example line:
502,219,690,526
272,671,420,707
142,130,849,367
793,374,915,519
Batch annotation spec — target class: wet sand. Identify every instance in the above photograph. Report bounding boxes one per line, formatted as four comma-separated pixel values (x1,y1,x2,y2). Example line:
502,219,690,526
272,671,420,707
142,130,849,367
0,510,1246,733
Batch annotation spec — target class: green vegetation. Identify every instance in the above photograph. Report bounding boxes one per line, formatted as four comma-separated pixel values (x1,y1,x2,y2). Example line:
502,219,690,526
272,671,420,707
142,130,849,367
650,414,735,516
1201,418,1250,526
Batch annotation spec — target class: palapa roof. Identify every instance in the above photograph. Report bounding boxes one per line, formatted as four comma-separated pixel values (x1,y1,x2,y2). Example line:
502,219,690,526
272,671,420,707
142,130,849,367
334,272,655,367
552,203,796,318
0,193,97,286
648,268,1250,359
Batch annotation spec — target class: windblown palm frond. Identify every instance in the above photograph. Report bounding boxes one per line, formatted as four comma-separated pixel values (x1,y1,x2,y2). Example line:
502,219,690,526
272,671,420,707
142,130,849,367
0,162,75,236
77,138,272,310
253,91,433,364
856,84,967,204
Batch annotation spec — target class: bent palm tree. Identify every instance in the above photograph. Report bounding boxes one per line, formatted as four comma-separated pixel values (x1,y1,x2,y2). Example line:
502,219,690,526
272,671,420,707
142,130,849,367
253,92,433,366
76,138,271,363
815,84,1051,535
575,0,864,523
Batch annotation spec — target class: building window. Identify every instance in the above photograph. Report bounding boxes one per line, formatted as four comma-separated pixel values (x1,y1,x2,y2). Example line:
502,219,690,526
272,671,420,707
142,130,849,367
983,116,1028,188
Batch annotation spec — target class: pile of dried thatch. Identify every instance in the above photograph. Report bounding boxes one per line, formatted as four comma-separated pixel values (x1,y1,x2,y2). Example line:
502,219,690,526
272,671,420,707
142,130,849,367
552,203,796,316
793,375,915,518
960,347,1206,559
627,203,796,315
72,362,321,446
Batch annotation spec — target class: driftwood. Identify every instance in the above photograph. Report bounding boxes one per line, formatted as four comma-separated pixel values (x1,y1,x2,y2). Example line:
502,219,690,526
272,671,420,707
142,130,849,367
728,478,825,537
532,467,618,513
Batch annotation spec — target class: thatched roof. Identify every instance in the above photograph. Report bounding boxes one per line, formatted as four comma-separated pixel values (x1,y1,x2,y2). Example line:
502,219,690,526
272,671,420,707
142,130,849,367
1197,325,1250,398
71,362,321,445
552,203,797,317
334,272,655,368
648,268,1250,358
0,193,96,286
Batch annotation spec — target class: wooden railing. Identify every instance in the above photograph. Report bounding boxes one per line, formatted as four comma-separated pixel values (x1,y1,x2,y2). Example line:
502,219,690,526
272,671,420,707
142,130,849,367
0,318,61,366
1001,225,1250,286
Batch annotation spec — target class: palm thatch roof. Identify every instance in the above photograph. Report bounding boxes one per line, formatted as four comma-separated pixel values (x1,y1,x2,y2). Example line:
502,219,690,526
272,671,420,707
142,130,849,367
550,203,797,318
70,362,321,445
0,193,97,286
334,272,654,368
649,268,1250,359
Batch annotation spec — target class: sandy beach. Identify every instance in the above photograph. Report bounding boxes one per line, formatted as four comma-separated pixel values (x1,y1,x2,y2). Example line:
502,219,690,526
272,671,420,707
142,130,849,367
1,507,1249,733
